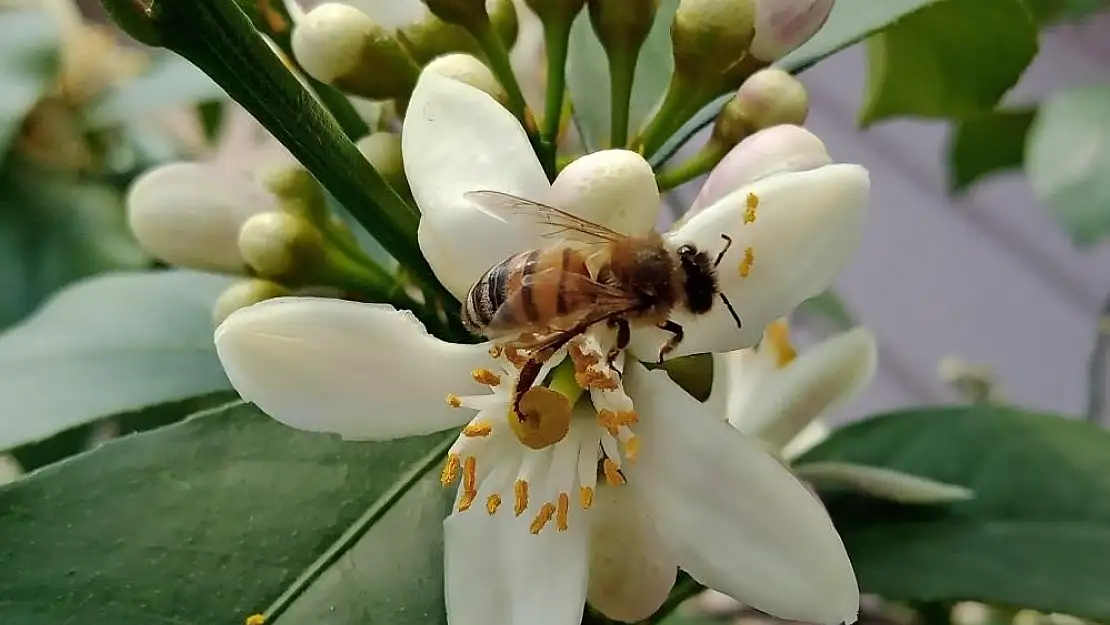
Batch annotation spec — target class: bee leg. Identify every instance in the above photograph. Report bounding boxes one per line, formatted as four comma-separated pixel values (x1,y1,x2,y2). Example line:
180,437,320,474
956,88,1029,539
655,320,685,364
605,318,631,371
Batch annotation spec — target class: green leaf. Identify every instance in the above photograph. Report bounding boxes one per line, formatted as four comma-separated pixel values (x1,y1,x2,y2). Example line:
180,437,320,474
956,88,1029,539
798,406,1110,621
858,0,1038,126
948,108,1036,192
796,289,857,332
86,51,227,128
0,8,61,156
0,400,453,625
0,270,235,452
566,0,679,150
1025,84,1110,247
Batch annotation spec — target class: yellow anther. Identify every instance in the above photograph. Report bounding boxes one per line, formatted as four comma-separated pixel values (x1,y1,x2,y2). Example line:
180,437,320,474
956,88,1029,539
463,456,477,493
744,192,759,224
579,486,595,510
246,615,266,625
602,458,626,485
618,410,639,426
440,454,461,486
766,320,797,368
486,493,502,515
471,368,502,386
624,435,641,462
463,420,492,437
446,393,462,408
556,493,570,531
458,490,477,512
514,479,529,516
488,344,504,358
738,247,755,278
597,409,621,437
529,502,556,534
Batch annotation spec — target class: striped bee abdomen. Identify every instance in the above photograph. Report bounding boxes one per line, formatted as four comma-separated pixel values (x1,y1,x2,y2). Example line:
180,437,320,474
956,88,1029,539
462,247,593,336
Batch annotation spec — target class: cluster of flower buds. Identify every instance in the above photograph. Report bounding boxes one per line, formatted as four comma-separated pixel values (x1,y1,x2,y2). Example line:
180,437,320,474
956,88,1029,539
126,160,387,323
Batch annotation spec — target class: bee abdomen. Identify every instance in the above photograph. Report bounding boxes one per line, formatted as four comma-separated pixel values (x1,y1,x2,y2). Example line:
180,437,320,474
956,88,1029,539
462,253,513,332
463,248,592,335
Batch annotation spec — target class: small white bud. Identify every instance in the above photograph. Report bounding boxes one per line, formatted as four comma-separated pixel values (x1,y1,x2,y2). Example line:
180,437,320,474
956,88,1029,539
212,279,292,326
237,212,325,281
126,163,279,273
423,53,506,103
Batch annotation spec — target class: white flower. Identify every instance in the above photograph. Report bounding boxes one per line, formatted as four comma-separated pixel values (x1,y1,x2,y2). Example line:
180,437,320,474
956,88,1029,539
215,73,870,625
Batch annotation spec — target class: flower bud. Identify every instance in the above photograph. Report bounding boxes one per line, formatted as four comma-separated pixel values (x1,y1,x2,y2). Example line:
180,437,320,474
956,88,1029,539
587,0,658,58
750,0,835,62
423,53,506,103
712,68,809,147
212,279,291,326
424,0,490,30
291,3,420,99
127,163,279,274
260,165,329,226
671,0,755,93
356,132,411,198
398,0,518,65
238,212,325,281
523,0,587,25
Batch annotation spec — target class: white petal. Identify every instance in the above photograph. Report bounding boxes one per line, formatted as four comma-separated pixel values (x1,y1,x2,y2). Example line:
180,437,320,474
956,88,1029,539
214,297,490,440
794,462,975,504
126,162,277,273
623,363,859,625
403,72,550,299
781,419,831,460
734,328,878,452
688,125,831,216
551,150,660,237
444,511,512,625
587,486,677,623
632,164,869,359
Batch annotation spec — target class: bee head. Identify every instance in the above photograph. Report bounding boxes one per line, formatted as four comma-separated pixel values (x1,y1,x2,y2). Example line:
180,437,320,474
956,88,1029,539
676,244,718,315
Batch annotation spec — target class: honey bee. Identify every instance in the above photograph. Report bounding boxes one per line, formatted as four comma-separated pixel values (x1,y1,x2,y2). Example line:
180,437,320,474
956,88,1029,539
461,190,742,412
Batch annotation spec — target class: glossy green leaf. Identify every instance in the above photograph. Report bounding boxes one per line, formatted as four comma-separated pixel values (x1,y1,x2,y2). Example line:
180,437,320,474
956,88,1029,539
86,51,227,128
0,400,453,625
1025,85,1110,246
948,108,1036,192
0,8,60,155
859,0,1038,126
566,0,679,150
799,406,1110,620
0,270,235,452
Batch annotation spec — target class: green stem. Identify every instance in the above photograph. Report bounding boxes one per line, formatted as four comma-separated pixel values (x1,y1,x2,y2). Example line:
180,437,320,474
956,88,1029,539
653,573,704,620
654,141,729,191
634,76,709,159
608,51,637,148
541,20,572,147
143,0,457,310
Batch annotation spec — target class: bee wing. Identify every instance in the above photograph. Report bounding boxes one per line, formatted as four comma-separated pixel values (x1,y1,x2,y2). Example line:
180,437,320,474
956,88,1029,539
483,266,641,340
464,190,629,244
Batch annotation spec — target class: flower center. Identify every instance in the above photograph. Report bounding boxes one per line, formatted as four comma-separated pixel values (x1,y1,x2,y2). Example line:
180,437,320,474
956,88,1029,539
510,387,572,450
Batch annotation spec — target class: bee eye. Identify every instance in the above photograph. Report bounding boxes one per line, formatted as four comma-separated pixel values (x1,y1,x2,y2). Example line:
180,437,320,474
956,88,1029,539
677,244,695,256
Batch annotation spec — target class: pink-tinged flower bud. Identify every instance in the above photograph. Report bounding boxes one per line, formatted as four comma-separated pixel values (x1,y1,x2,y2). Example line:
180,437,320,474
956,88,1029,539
750,0,835,61
712,68,809,146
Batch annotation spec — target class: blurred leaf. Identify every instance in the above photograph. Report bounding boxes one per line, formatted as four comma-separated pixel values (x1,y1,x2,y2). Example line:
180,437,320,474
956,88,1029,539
86,51,226,128
0,401,452,625
197,99,227,142
0,8,61,156
859,0,1038,126
566,0,679,150
800,405,1110,621
0,270,235,452
948,108,1036,192
1025,84,1110,246
796,289,856,332
0,169,150,327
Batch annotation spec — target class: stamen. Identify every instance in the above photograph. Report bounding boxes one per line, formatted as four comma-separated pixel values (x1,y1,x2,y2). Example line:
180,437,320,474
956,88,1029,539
529,502,556,534
514,479,529,516
739,247,755,278
602,458,626,485
623,435,641,461
463,419,493,437
597,409,621,437
463,456,477,493
744,192,759,224
556,493,570,531
471,368,502,386
246,615,266,625
569,337,619,390
458,490,477,512
445,393,462,408
486,493,502,515
440,454,461,486
579,486,595,510
488,345,503,359
766,320,797,368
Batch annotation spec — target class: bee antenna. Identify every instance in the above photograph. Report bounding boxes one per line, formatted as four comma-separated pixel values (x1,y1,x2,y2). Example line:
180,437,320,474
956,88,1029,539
719,293,742,329
715,234,733,267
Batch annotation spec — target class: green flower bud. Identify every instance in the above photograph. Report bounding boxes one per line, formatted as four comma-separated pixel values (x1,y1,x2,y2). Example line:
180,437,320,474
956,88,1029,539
291,3,420,99
671,0,755,95
587,0,658,59
238,212,325,282
424,0,490,31
260,165,329,226
212,279,291,326
356,132,411,199
423,53,507,103
523,0,587,25
398,0,517,65
712,68,808,147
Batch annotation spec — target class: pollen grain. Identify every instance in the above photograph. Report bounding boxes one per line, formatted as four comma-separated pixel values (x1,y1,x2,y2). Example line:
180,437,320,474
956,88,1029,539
514,479,529,516
440,454,461,486
744,192,759,224
445,393,462,408
463,420,493,437
486,493,502,515
556,493,570,531
602,458,626,485
529,502,556,534
579,486,595,510
471,368,502,386
739,247,755,278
